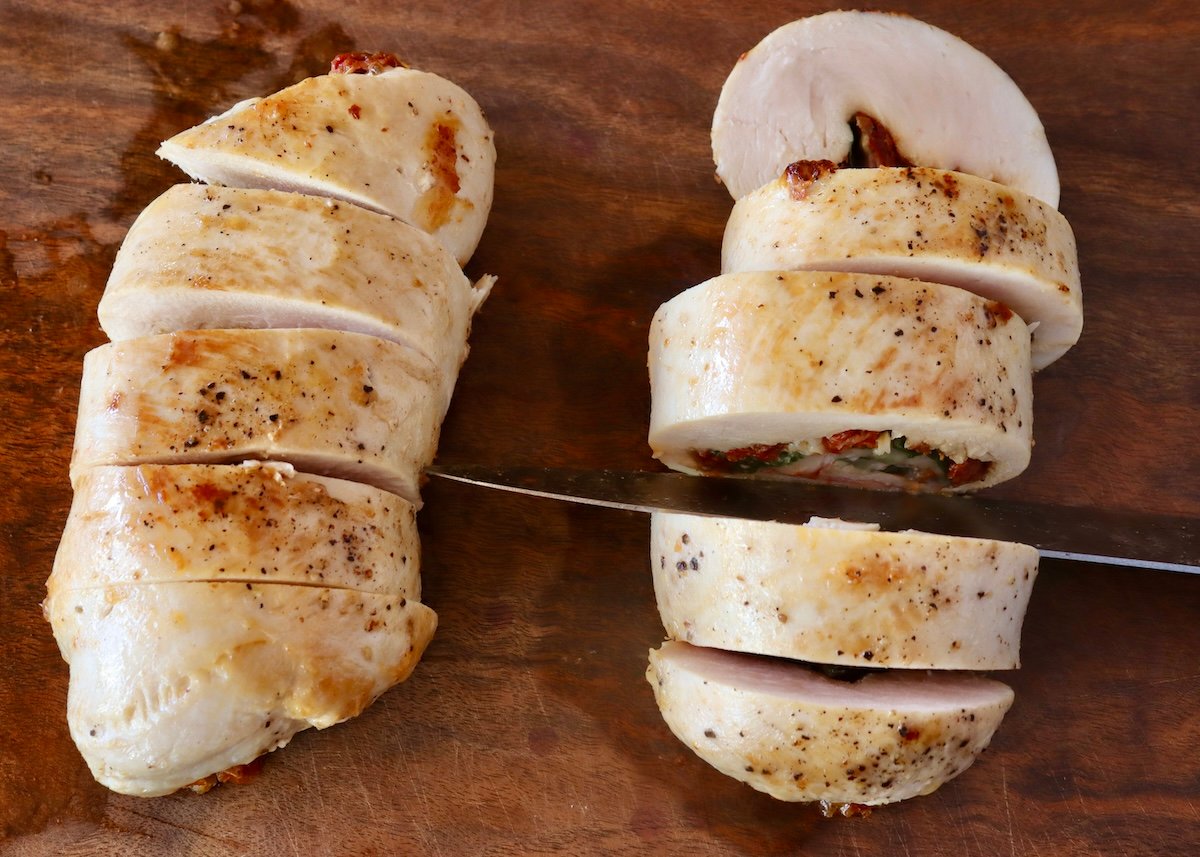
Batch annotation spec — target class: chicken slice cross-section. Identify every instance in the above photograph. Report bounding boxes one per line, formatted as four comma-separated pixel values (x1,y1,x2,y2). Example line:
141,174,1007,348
157,66,495,264
648,271,1033,492
647,641,1013,805
100,184,494,403
71,328,441,505
652,512,1039,670
723,164,1081,369
711,11,1060,206
57,462,421,597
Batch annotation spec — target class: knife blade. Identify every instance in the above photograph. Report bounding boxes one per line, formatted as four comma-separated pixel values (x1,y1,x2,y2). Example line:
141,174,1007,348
425,465,1199,574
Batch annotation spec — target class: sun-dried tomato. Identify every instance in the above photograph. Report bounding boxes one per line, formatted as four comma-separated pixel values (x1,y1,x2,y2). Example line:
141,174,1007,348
821,430,883,454
694,443,791,473
947,458,992,486
330,52,406,75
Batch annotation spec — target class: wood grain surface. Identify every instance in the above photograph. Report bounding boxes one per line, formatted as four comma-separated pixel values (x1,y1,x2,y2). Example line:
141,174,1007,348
2,0,1198,854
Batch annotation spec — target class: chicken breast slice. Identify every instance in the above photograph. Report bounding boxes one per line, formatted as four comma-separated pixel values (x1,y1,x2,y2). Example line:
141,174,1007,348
647,641,1013,805
71,328,441,505
157,66,495,265
99,184,494,398
712,11,1059,206
44,580,436,797
55,462,420,597
723,164,1081,370
648,271,1033,492
652,513,1038,670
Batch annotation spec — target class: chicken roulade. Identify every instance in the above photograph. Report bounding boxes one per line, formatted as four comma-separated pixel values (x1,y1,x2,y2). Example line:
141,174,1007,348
100,183,494,401
58,462,421,596
711,11,1059,206
158,55,495,264
648,271,1033,492
723,163,1081,369
652,513,1038,670
71,328,441,504
45,579,436,797
647,641,1013,806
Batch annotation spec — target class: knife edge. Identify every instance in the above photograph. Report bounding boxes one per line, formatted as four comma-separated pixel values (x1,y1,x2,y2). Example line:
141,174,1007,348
425,465,1199,574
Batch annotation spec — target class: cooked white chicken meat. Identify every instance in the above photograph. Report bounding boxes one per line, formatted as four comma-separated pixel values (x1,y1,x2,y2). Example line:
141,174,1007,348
711,11,1059,207
648,271,1033,492
158,62,495,264
647,641,1013,805
48,51,499,799
723,163,1081,369
45,579,436,797
58,462,420,597
652,513,1038,670
71,328,441,505
100,184,494,402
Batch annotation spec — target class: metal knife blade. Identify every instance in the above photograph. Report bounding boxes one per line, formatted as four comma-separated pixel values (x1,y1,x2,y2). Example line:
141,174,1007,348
425,465,1199,574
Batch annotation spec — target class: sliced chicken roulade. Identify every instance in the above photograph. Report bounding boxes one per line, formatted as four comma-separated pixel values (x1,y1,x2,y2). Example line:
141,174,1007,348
158,57,495,264
648,271,1033,492
711,11,1059,207
100,184,494,399
57,462,420,596
652,513,1038,670
723,163,1081,369
45,579,436,797
647,641,1013,805
48,50,496,800
71,328,441,504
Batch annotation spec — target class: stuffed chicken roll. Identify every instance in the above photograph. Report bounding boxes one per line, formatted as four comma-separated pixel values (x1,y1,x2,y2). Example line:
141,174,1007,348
652,513,1038,670
158,57,495,265
99,184,493,407
648,271,1033,492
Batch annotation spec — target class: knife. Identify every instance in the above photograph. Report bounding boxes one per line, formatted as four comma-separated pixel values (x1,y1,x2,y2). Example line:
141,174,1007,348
425,465,1199,574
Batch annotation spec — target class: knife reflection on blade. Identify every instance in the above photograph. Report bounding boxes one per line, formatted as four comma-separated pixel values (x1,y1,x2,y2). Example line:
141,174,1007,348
425,465,1199,574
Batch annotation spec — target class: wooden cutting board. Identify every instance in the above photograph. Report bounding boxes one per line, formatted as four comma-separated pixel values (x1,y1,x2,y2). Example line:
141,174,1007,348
2,0,1197,854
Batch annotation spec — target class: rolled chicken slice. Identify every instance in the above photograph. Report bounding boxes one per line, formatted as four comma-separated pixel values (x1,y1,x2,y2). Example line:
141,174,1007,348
647,641,1013,805
723,164,1081,369
712,11,1059,206
71,328,441,505
652,513,1038,670
648,271,1033,492
99,184,494,399
157,63,495,264
44,579,436,797
57,462,420,597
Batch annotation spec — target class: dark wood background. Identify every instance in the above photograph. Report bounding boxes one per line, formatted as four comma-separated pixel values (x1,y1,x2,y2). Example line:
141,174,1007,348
1,1,1197,854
